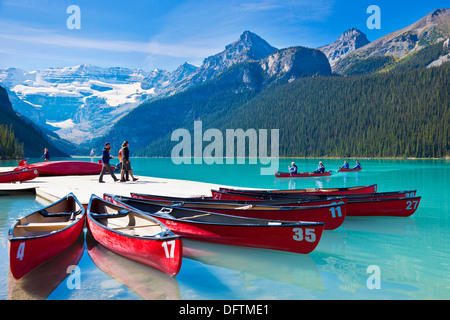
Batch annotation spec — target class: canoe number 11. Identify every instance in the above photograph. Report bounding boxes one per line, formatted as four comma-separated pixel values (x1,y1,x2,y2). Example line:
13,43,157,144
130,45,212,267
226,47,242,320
162,240,176,258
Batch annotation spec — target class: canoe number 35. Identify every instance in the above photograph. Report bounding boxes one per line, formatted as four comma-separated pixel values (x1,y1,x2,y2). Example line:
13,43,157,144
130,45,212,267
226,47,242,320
16,242,25,261
162,240,176,258
293,228,316,242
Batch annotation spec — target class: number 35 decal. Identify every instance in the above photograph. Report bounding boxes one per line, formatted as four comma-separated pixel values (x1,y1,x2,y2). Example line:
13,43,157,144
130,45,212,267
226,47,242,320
293,228,316,242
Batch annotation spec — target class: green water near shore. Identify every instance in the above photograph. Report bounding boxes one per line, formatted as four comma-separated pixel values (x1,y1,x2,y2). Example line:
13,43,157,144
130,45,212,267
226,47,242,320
0,157,449,300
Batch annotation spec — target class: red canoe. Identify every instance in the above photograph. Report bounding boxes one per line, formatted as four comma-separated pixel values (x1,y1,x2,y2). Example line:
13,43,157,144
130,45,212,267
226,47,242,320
15,160,104,176
0,169,39,183
209,190,421,217
116,194,347,230
219,184,378,195
275,171,332,178
87,195,182,277
104,194,325,255
338,168,362,172
8,193,85,279
211,189,415,201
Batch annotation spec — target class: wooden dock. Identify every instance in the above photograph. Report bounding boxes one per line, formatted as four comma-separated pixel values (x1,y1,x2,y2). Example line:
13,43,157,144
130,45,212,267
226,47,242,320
0,168,229,206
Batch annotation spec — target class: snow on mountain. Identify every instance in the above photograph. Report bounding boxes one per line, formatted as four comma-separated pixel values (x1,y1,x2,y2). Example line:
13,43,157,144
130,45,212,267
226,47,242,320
0,65,165,143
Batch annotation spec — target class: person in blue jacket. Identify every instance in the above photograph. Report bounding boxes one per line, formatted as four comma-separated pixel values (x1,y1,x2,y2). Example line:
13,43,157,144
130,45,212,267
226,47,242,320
289,162,298,174
41,148,50,161
341,160,349,169
314,161,325,173
354,160,361,169
99,142,119,183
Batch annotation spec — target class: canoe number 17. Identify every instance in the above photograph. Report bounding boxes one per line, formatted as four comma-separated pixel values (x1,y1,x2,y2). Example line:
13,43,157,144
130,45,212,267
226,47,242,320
293,228,316,242
162,240,176,258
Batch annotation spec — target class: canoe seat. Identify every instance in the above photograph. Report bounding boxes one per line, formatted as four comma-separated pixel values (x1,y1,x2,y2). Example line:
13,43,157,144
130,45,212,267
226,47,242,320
91,210,130,219
16,221,73,232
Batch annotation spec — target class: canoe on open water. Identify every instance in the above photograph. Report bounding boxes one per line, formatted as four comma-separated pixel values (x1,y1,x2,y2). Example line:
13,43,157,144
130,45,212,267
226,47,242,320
275,171,332,178
8,193,85,280
338,167,362,172
114,194,347,230
104,194,325,255
15,160,104,176
87,195,183,276
0,168,39,183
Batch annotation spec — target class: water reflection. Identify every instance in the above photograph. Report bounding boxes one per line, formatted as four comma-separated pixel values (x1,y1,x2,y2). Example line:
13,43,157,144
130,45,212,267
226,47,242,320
183,239,324,292
86,233,181,300
8,234,84,300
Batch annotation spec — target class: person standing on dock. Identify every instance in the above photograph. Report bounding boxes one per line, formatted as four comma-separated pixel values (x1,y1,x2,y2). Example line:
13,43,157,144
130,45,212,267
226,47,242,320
99,142,119,183
41,148,50,162
120,141,138,182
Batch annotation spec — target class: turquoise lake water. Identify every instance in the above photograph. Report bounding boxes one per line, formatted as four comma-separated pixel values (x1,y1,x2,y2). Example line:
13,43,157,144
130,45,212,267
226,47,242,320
1,157,449,300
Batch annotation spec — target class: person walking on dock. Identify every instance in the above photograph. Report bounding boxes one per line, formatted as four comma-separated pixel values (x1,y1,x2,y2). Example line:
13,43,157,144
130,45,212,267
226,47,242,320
99,142,119,183
120,140,138,182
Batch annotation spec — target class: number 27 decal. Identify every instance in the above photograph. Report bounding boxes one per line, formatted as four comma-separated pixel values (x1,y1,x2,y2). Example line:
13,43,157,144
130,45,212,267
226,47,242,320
406,200,419,210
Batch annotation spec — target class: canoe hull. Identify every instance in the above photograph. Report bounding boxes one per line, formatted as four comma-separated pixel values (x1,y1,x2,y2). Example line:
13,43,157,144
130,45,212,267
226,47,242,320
15,161,103,176
218,184,377,195
105,195,325,255
210,191,421,217
129,194,346,230
275,171,332,178
0,169,39,183
8,194,85,280
338,168,362,172
87,216,182,277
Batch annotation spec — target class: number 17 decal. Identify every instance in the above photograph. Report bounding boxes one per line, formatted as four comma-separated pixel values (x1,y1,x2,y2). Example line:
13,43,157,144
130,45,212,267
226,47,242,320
162,240,176,258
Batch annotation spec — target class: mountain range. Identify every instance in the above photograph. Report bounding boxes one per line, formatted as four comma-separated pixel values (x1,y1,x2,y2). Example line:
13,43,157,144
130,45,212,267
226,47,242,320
0,8,449,158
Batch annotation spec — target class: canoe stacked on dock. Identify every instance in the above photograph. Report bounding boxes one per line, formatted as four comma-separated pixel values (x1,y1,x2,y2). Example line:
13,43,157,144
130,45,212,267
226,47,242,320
15,160,104,176
0,168,39,183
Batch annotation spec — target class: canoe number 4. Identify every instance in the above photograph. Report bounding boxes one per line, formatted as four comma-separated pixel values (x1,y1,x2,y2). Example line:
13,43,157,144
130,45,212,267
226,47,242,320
162,240,176,258
16,242,25,261
293,228,316,242
406,200,419,210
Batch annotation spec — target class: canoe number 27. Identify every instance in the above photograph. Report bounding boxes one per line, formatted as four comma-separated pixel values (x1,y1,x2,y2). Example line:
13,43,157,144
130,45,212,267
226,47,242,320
293,228,316,242
162,240,176,258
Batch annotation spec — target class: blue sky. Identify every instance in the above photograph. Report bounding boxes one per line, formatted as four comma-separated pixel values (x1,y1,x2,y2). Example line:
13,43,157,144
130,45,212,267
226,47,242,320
0,0,448,71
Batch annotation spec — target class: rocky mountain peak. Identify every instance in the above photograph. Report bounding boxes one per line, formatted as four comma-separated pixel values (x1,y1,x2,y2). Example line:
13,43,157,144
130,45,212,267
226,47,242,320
319,28,370,68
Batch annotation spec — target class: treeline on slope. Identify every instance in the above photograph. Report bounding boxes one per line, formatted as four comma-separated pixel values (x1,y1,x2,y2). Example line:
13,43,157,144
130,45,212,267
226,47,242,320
214,63,449,158
343,40,450,75
0,86,69,158
0,124,24,159
97,59,449,159
95,63,264,156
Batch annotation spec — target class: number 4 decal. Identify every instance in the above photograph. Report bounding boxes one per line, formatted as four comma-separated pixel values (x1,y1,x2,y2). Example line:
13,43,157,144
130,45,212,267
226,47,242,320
162,240,176,258
17,242,25,261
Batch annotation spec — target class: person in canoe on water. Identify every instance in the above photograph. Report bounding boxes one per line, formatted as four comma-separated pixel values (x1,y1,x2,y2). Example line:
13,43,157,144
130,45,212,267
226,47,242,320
340,161,349,169
120,141,138,182
99,142,119,183
314,161,325,173
354,160,361,169
289,162,298,174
